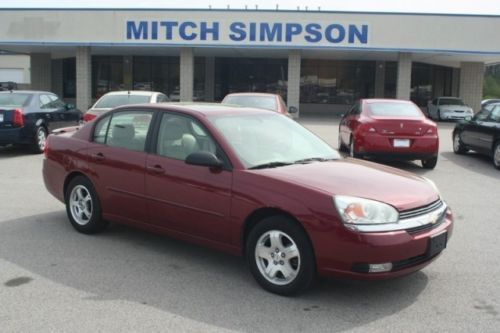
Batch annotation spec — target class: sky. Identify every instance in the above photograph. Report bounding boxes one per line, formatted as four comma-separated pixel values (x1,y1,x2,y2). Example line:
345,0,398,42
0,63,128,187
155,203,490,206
2,0,500,15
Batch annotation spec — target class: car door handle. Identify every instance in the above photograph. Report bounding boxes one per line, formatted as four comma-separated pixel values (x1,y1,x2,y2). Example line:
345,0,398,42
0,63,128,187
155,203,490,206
91,152,105,162
147,165,165,174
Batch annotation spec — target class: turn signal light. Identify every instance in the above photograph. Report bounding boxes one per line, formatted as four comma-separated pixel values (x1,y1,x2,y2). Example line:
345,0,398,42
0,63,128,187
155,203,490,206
13,108,24,127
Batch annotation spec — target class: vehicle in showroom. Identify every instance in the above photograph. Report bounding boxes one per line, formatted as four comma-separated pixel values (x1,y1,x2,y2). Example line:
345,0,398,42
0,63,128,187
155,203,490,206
0,90,81,153
453,104,500,169
222,92,297,117
339,99,439,169
427,97,474,121
43,104,453,295
83,90,169,122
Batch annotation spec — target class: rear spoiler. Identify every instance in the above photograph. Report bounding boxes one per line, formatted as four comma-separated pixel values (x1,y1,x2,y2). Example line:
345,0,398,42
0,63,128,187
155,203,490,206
51,126,81,135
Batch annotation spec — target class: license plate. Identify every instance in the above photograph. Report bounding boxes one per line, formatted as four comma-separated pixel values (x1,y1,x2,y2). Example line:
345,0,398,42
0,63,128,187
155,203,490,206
0,114,3,122
427,231,447,257
393,139,410,148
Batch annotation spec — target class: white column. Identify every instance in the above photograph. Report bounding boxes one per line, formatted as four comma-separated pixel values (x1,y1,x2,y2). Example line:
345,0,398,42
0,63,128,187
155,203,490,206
180,48,194,102
287,50,301,118
374,61,386,98
204,57,215,102
396,52,412,100
76,46,92,111
30,53,52,91
459,62,485,113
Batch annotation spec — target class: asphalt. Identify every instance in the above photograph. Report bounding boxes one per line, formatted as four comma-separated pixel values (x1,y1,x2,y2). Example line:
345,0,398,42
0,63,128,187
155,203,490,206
0,117,499,332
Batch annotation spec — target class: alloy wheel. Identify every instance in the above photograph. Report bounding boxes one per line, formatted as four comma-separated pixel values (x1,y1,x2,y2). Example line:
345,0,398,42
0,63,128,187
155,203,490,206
37,128,47,151
69,185,93,226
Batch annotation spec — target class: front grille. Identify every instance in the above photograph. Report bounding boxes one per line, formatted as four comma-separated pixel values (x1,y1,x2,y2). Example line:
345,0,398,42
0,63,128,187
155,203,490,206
399,200,444,220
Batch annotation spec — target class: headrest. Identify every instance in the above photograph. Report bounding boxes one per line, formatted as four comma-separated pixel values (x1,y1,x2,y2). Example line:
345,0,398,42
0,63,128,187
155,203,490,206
162,118,187,140
112,124,135,141
182,133,198,154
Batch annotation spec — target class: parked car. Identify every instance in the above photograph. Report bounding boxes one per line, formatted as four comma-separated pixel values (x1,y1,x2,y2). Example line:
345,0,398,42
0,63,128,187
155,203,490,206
43,104,453,295
453,104,500,169
0,90,81,153
339,99,439,169
221,92,297,117
427,97,474,121
84,90,169,122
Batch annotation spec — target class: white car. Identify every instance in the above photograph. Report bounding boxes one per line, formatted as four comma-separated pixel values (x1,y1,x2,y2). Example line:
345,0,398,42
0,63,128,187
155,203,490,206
427,97,474,121
83,90,169,122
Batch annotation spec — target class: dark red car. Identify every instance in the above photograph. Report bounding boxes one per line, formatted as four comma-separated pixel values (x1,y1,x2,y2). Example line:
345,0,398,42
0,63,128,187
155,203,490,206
43,104,452,295
339,99,439,169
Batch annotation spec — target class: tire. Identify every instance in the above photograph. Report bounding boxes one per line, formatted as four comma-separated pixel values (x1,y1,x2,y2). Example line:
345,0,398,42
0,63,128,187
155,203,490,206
453,132,468,154
493,142,500,170
65,176,108,234
421,156,438,169
31,126,47,154
338,131,348,152
349,136,360,158
246,216,315,296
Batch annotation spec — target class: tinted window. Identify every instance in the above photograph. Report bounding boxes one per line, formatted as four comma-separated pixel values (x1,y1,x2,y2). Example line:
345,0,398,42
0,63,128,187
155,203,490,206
94,94,151,109
349,103,361,115
474,109,491,121
156,113,217,161
489,106,500,122
485,103,500,112
40,95,53,109
104,111,153,151
222,95,277,112
368,102,423,117
209,113,339,169
0,93,31,107
439,98,464,106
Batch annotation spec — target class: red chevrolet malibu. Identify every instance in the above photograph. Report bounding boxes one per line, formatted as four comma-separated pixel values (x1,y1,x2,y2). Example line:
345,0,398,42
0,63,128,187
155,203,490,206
43,104,452,295
339,99,439,169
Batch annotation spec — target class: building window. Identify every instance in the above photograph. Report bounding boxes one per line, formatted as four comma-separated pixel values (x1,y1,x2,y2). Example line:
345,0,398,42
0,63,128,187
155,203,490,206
300,60,375,105
214,58,288,101
411,62,453,107
384,62,397,99
132,56,180,100
62,58,76,98
92,56,124,99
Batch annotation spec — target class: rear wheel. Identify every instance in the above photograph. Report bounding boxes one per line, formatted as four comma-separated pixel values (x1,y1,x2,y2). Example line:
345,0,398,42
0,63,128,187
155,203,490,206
421,156,438,169
453,132,468,154
246,216,315,295
65,176,108,234
493,142,500,170
31,126,47,154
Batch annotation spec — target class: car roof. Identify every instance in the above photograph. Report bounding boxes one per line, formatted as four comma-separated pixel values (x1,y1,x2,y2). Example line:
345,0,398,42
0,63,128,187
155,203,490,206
224,92,278,97
362,98,414,104
116,102,276,117
100,90,161,96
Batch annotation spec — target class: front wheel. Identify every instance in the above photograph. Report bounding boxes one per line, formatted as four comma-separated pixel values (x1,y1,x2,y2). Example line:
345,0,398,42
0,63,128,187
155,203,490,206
246,216,315,295
421,156,438,169
493,142,500,170
65,176,108,234
31,126,47,154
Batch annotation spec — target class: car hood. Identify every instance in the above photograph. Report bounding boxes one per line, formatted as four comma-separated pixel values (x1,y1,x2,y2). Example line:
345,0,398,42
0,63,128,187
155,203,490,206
440,105,472,112
251,158,439,211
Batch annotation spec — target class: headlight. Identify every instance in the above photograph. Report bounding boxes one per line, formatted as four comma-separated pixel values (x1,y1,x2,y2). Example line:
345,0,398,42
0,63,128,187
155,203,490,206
334,196,399,226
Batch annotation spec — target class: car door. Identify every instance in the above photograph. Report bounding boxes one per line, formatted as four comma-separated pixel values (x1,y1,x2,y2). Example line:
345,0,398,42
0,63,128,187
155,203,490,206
144,112,233,243
38,94,60,132
47,93,81,127
479,106,500,153
461,109,491,150
86,109,154,225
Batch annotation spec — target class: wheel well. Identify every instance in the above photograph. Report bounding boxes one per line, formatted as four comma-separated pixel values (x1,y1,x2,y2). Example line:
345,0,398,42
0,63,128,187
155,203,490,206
241,208,313,256
63,172,87,198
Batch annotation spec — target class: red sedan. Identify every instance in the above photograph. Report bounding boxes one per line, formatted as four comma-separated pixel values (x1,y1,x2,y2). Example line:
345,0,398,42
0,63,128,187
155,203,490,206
339,99,439,169
43,104,452,295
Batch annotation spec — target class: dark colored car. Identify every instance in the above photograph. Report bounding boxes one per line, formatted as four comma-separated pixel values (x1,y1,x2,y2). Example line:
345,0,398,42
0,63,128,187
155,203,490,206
453,104,500,169
222,92,297,117
339,99,439,169
0,91,82,153
43,104,452,295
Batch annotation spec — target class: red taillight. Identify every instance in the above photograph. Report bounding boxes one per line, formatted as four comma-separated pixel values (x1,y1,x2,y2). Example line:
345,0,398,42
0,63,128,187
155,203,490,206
83,113,97,122
13,108,24,127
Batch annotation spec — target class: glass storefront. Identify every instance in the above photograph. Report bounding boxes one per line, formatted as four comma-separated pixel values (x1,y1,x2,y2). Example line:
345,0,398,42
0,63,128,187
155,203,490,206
411,62,453,106
132,56,179,100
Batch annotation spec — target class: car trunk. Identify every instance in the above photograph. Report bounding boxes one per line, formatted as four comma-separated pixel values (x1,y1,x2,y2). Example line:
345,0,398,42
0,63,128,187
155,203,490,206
369,116,429,136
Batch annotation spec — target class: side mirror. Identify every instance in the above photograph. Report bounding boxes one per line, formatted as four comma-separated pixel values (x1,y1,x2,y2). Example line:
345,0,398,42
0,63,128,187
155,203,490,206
65,103,75,110
185,151,223,168
288,106,298,114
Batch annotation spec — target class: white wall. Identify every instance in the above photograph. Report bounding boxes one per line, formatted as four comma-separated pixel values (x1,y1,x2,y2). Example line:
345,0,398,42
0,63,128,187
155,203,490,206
0,54,30,84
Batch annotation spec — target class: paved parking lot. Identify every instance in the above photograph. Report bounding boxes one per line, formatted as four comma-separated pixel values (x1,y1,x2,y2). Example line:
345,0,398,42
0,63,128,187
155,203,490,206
0,117,499,332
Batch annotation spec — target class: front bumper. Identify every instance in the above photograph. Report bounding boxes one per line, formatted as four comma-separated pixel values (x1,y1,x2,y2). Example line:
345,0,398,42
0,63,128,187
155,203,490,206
316,207,453,280
441,112,473,120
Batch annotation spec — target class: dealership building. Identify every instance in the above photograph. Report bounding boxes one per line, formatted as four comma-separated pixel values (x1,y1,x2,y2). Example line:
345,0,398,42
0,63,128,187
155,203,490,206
1,6,500,115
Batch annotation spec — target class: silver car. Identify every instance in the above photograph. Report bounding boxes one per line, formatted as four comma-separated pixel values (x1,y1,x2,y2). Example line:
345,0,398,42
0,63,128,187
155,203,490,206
83,90,169,121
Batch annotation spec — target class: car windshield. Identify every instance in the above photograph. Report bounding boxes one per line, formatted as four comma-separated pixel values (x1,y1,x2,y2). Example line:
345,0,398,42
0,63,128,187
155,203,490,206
440,98,464,106
209,113,340,169
94,94,151,108
222,95,277,112
485,103,500,111
0,93,31,107
368,102,423,117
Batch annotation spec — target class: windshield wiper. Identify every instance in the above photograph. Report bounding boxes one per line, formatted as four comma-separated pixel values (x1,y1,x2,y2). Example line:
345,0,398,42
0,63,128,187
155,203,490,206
248,161,294,170
293,157,335,164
